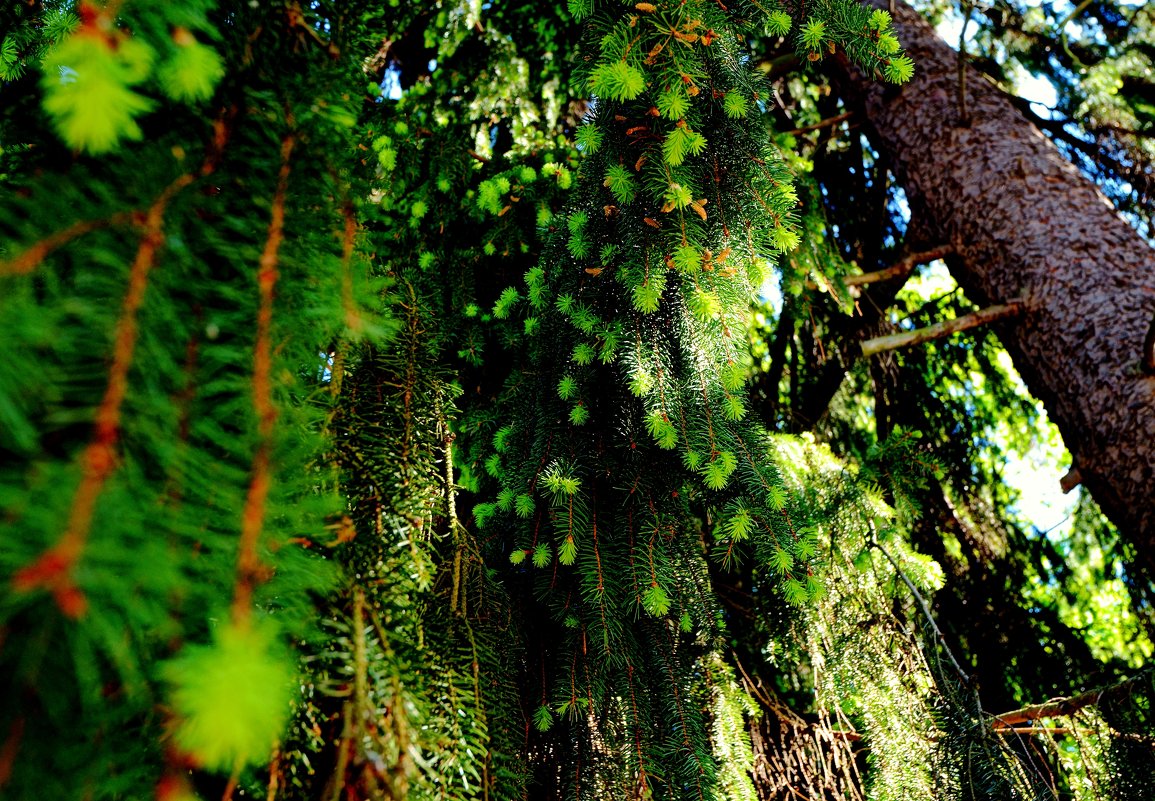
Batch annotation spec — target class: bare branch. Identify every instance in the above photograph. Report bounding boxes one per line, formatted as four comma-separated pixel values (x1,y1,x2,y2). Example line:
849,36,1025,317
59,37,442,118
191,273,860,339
861,300,1023,357
843,245,954,287
995,727,1078,736
873,538,973,689
784,112,854,136
991,670,1153,728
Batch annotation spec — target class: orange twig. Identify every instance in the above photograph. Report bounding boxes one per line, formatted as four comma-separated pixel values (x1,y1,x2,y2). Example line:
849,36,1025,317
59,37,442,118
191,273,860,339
1,108,231,280
11,172,194,617
0,716,25,789
340,200,361,333
0,213,132,277
232,129,295,625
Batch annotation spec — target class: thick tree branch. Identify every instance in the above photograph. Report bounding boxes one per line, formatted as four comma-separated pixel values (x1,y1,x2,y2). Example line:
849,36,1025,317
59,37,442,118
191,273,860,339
784,242,943,430
861,300,1023,357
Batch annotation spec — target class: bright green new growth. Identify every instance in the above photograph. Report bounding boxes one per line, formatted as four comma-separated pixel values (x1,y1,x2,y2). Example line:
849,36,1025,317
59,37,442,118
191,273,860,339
41,34,155,153
661,124,708,165
588,59,646,101
164,622,295,771
767,10,793,36
493,286,520,318
672,244,701,272
37,7,227,154
11,0,1126,800
800,19,828,50
557,375,578,399
632,278,664,312
604,163,636,203
575,123,602,152
723,90,749,118
533,703,554,731
157,38,225,102
657,85,690,119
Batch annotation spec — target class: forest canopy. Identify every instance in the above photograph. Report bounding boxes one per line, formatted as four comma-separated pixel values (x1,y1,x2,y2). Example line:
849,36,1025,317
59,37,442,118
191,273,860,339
1,1,1153,800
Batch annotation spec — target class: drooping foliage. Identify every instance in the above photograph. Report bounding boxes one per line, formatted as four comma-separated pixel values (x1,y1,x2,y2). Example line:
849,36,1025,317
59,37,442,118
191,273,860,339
745,0,1155,796
1,1,1152,800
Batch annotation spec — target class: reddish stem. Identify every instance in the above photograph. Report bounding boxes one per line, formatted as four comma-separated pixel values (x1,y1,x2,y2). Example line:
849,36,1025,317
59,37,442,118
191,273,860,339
232,130,295,625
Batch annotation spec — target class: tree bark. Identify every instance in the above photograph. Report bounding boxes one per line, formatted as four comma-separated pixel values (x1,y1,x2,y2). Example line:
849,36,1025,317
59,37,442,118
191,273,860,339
833,1,1155,569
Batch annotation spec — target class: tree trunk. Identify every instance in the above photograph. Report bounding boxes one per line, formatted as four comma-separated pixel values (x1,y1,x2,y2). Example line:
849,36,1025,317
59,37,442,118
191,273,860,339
833,0,1155,568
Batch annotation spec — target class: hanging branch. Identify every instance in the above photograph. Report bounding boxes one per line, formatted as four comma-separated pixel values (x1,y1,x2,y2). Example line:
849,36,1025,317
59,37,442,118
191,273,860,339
0,213,132,277
861,299,1024,357
0,109,235,280
872,537,973,689
233,126,296,625
340,199,362,335
11,170,196,617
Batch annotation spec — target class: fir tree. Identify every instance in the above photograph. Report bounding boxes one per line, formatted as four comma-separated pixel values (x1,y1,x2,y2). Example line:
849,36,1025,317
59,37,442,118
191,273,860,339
1,1,1151,800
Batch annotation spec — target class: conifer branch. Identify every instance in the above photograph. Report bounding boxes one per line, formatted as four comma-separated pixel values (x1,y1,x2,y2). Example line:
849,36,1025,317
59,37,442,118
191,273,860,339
396,281,424,486
0,213,132,277
11,170,194,617
842,245,953,287
0,715,24,789
784,111,854,136
625,663,649,794
991,670,1152,728
222,770,240,801
352,587,368,742
265,745,282,801
233,128,295,624
872,537,972,689
0,108,231,280
860,300,1023,357
446,425,467,616
325,703,354,801
340,200,361,334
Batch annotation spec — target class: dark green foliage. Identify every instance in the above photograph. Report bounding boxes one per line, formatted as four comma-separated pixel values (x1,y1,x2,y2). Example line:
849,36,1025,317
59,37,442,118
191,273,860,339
1,0,1152,800
0,1,390,796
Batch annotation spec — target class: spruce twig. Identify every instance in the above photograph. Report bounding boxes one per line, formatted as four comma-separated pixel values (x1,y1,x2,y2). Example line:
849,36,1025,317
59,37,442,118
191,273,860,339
11,170,195,617
234,126,296,625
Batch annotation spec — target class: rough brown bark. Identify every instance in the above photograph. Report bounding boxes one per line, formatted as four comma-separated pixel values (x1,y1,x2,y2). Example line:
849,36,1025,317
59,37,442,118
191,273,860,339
834,1,1155,568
